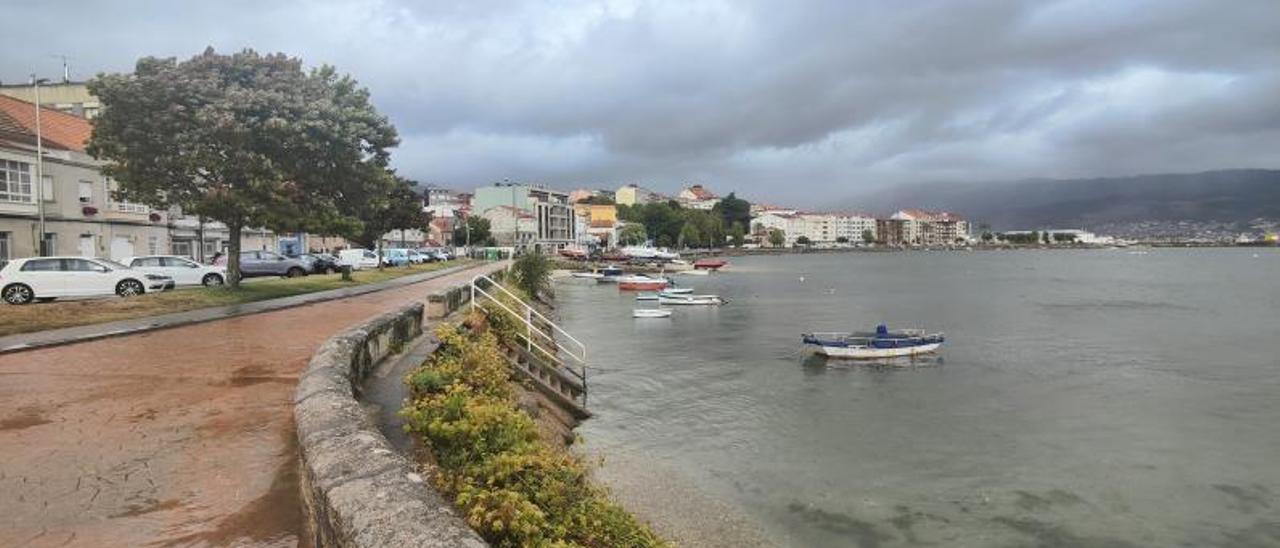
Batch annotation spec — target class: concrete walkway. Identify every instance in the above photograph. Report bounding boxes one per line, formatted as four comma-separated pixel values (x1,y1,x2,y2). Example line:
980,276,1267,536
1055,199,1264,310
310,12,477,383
0,261,505,548
0,262,480,354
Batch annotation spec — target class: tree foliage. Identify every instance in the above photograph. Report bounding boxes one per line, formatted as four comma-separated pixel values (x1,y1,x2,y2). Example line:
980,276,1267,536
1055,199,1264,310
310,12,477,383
768,228,786,247
454,216,496,247
711,192,751,230
510,252,552,300
618,223,648,246
87,48,398,285
353,176,429,265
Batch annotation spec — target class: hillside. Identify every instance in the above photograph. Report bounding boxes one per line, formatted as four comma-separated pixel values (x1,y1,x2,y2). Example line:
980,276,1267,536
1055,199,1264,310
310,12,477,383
848,169,1280,231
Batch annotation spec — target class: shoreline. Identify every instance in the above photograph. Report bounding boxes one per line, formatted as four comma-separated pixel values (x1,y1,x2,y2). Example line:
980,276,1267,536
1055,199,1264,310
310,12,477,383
583,447,780,548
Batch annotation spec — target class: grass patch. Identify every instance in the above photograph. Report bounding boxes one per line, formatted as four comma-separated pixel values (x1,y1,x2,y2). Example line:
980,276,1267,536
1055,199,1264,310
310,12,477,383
0,260,471,337
402,316,666,548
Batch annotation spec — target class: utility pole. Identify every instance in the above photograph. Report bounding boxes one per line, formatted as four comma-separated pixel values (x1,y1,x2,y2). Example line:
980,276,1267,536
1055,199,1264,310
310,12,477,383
32,75,48,256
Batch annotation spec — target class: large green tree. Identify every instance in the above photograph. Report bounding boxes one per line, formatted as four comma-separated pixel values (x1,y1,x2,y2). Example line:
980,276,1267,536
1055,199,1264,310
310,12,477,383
87,48,398,286
712,192,751,230
453,216,495,247
353,176,430,267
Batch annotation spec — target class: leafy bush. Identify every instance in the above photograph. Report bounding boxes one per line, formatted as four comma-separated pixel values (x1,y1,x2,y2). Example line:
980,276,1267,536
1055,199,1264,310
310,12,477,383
511,253,552,300
402,320,666,548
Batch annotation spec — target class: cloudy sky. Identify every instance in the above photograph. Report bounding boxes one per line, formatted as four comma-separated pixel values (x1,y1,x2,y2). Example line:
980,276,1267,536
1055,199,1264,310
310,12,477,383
2,0,1278,205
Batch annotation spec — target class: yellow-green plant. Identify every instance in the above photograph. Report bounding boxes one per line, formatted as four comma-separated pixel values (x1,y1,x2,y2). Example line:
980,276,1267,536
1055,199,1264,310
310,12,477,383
402,321,666,548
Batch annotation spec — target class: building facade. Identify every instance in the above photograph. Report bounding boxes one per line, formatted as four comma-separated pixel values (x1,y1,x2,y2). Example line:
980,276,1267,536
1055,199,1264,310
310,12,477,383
615,183,662,206
1,95,168,261
677,184,720,210
474,183,577,253
0,81,101,119
888,209,970,246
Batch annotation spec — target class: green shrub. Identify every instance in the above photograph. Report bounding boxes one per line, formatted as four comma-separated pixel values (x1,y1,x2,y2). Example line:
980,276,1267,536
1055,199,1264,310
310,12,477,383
510,252,552,300
402,321,666,548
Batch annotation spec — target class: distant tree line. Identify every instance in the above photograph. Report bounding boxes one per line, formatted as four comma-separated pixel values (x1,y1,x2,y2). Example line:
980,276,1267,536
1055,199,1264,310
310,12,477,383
616,192,751,248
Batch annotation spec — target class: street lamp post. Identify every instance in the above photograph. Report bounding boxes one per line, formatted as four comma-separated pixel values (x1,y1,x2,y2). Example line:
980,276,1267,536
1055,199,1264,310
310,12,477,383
31,76,49,256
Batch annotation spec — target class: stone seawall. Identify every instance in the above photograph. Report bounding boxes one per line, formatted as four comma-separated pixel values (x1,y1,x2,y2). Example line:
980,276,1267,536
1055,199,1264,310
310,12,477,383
293,301,487,548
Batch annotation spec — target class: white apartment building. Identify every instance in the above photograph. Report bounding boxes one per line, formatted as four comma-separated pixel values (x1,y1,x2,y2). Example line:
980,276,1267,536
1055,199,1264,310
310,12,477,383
889,209,970,246
798,213,878,244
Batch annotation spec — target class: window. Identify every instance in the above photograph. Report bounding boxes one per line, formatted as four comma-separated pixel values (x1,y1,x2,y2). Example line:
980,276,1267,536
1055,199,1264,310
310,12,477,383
104,178,149,213
0,232,8,261
41,233,57,256
65,259,104,272
133,257,163,267
43,176,54,202
147,235,159,255
172,240,193,258
21,258,62,272
78,181,94,204
0,160,33,203
162,257,198,268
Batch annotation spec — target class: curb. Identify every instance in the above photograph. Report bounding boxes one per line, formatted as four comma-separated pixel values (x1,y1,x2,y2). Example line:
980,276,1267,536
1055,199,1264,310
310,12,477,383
0,262,500,355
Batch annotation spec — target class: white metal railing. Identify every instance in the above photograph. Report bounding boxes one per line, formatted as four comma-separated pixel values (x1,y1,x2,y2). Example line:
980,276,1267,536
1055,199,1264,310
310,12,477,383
470,274,588,399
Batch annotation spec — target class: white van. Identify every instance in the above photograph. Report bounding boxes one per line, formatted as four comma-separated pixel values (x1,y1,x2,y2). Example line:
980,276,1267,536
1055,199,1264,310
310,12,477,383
337,249,380,270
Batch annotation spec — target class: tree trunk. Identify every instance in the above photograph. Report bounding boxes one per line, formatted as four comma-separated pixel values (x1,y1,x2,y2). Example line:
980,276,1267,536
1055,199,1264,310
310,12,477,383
376,239,384,270
228,221,242,288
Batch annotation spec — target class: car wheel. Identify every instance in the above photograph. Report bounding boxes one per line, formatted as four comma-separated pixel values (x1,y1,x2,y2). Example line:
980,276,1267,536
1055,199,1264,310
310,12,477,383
286,267,306,278
202,273,225,287
116,279,145,297
2,284,34,305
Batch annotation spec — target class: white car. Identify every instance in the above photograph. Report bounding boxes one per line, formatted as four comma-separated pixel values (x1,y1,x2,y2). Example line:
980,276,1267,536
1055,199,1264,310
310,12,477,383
337,248,380,270
123,255,228,287
0,256,175,305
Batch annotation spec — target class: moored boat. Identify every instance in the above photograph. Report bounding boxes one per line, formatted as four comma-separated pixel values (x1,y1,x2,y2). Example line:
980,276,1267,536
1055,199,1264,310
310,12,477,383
636,293,659,301
661,287,693,295
802,325,944,359
571,271,604,279
617,275,669,291
633,309,673,318
596,265,625,283
658,294,725,305
694,258,728,270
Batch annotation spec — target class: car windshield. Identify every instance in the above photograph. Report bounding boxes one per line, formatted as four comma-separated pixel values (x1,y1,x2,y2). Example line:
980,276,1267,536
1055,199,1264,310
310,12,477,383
98,259,131,270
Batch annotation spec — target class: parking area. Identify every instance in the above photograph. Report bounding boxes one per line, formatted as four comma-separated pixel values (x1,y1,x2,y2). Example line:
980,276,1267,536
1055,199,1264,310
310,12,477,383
0,260,502,548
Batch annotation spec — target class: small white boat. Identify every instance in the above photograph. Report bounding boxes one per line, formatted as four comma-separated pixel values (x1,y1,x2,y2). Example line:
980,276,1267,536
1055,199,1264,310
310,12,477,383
571,271,604,279
633,309,673,318
802,325,944,359
658,294,725,305
662,287,694,295
677,269,711,276
636,293,659,301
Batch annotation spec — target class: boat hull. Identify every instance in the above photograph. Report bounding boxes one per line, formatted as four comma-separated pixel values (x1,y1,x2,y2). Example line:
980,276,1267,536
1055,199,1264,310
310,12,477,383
814,342,941,359
619,281,669,291
633,309,672,318
694,259,727,270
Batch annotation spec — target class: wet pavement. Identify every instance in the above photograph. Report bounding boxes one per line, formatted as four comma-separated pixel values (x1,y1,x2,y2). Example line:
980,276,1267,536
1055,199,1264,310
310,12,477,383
0,262,502,548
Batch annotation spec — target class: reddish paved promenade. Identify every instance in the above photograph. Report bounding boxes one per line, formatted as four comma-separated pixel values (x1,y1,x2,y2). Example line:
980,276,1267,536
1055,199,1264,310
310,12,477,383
0,263,501,547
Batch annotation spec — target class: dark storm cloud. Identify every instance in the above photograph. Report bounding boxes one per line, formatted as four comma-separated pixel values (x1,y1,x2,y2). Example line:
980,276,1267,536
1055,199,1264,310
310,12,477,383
2,0,1278,205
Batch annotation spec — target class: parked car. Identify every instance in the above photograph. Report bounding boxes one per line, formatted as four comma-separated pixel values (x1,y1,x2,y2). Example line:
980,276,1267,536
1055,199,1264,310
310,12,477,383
296,253,341,275
382,248,410,267
405,249,429,264
123,255,228,287
1,256,175,305
414,248,440,263
337,249,380,270
213,251,310,278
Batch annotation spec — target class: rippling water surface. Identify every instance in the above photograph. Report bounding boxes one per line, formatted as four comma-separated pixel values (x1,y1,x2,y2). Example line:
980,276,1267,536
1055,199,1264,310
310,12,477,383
557,249,1280,547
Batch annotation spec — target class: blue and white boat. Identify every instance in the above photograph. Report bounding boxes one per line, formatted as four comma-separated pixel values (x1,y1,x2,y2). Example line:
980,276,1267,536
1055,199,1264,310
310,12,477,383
802,325,944,359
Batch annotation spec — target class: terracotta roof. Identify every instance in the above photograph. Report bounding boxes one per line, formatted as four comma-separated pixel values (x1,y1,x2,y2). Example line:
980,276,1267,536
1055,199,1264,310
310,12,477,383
683,185,717,200
0,94,91,152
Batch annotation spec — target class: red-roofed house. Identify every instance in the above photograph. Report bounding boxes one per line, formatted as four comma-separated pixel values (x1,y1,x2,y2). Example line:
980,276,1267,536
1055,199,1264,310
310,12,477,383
0,94,170,260
677,184,720,210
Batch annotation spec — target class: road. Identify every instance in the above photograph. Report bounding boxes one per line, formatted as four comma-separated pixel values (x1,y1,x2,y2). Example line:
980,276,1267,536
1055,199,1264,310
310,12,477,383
0,262,501,547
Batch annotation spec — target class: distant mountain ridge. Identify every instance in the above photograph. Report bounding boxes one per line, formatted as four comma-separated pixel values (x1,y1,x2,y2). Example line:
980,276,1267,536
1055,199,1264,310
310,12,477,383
847,169,1280,230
